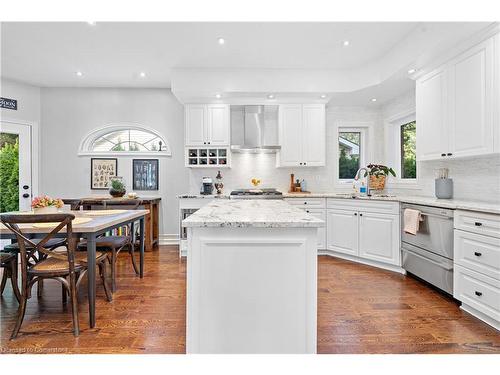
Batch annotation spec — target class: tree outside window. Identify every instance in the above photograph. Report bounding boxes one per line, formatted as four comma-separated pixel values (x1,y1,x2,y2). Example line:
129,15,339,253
339,131,361,179
400,121,416,179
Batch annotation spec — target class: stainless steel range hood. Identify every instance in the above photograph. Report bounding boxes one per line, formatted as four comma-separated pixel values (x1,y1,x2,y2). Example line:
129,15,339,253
230,105,280,153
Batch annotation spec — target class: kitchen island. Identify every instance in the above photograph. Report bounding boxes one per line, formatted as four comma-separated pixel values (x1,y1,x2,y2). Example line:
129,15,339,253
182,199,324,354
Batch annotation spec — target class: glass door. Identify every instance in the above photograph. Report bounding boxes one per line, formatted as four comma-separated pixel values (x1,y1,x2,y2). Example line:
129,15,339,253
0,121,32,212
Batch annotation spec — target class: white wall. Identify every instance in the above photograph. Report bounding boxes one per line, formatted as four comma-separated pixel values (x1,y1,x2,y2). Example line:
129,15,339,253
382,89,500,203
40,88,188,235
0,77,41,196
188,105,384,193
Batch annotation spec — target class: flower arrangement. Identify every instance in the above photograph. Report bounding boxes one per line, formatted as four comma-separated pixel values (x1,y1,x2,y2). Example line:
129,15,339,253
31,195,64,209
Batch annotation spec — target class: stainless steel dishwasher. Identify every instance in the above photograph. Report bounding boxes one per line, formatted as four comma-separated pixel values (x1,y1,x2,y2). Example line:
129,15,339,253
401,203,454,294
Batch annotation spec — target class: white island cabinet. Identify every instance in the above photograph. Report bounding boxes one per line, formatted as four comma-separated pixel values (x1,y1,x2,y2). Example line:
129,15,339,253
182,199,324,354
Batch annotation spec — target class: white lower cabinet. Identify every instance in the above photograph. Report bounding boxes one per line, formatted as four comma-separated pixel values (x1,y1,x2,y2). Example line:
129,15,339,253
358,212,400,265
453,209,500,330
305,208,326,250
325,199,401,268
326,209,358,256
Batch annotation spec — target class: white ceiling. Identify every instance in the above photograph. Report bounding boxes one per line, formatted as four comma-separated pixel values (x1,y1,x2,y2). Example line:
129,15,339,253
0,22,492,105
1,22,420,87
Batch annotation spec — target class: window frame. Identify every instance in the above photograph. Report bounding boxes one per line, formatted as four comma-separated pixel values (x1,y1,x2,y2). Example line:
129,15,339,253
336,126,369,185
385,111,419,188
78,124,171,157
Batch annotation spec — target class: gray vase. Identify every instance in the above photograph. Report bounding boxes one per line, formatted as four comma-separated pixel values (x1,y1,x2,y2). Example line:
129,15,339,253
435,178,453,199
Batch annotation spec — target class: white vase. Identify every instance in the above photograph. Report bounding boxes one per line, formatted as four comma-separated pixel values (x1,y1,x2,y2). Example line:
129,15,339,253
33,206,58,214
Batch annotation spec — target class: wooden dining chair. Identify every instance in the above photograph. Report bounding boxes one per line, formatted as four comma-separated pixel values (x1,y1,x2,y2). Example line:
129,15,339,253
0,250,22,303
78,199,141,292
0,213,111,339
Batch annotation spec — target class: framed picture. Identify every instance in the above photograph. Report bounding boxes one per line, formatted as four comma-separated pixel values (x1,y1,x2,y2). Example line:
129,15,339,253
91,158,118,190
133,159,159,191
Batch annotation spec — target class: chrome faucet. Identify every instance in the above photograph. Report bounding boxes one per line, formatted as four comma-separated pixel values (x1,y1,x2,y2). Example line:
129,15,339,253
354,167,371,196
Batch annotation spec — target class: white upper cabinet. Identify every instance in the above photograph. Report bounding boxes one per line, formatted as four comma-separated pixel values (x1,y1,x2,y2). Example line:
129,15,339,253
185,105,206,146
448,38,495,158
185,104,230,146
206,104,231,146
416,67,448,161
277,104,326,167
416,34,499,161
302,104,326,166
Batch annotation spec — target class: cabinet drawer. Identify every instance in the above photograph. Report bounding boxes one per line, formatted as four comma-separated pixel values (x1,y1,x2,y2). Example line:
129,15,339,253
284,198,326,209
327,198,399,214
454,229,500,280
454,264,500,322
454,210,500,238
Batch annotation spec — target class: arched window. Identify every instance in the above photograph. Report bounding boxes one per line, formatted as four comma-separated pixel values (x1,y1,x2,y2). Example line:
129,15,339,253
79,125,171,156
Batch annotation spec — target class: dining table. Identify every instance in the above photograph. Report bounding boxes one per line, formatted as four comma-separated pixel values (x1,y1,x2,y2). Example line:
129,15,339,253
0,208,149,328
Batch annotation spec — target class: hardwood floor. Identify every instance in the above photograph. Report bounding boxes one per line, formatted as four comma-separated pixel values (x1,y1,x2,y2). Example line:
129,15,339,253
1,246,499,354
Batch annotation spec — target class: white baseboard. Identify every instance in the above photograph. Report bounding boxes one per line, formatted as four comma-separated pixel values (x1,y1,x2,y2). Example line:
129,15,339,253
159,234,179,246
460,303,500,331
318,249,406,275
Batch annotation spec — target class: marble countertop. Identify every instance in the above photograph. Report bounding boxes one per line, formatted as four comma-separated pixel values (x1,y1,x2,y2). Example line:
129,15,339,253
177,194,229,199
283,193,500,214
182,199,325,228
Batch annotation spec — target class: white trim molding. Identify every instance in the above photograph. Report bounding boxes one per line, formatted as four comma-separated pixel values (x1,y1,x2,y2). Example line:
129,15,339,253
159,234,179,246
78,123,172,157
384,109,421,190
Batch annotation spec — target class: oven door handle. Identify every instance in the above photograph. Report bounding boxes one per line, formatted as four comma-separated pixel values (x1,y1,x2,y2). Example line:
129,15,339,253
402,248,453,271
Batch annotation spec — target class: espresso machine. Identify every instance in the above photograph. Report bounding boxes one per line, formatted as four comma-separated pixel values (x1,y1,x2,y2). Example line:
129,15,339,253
200,177,214,195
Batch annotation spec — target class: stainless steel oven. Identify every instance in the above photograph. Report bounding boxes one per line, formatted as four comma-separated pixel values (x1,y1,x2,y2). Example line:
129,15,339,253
401,203,454,294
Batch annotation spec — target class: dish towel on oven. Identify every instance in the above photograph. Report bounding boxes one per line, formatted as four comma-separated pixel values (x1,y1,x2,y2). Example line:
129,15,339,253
404,208,423,235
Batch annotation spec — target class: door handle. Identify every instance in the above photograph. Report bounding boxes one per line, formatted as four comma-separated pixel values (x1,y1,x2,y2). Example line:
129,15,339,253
22,193,30,198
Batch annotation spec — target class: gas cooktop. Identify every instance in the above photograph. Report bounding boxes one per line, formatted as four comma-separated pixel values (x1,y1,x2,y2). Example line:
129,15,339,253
230,188,283,199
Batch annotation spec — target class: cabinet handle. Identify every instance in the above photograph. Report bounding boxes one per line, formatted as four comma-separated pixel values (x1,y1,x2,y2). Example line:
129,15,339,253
475,291,482,297
447,153,452,156
299,162,303,165
359,213,363,217
474,251,482,257
304,162,307,165
474,222,482,226
208,142,211,144
441,153,446,157
304,202,307,205
203,142,206,145
22,193,30,198
306,210,310,213
354,213,358,216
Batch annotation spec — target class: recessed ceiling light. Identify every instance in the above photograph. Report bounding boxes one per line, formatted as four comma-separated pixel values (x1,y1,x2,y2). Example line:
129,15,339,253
320,94,327,99
267,94,275,99
215,94,222,99
342,40,350,47
139,72,146,78
217,37,225,45
76,71,83,77
408,68,417,74
371,98,377,102
87,21,96,26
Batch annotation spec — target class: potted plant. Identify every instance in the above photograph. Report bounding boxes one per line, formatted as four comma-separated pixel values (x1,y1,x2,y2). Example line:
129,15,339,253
363,164,396,191
31,195,64,213
109,177,126,197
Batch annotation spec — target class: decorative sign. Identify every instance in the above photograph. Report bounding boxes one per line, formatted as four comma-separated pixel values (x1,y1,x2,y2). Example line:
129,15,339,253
133,159,159,191
91,158,118,190
0,97,17,110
